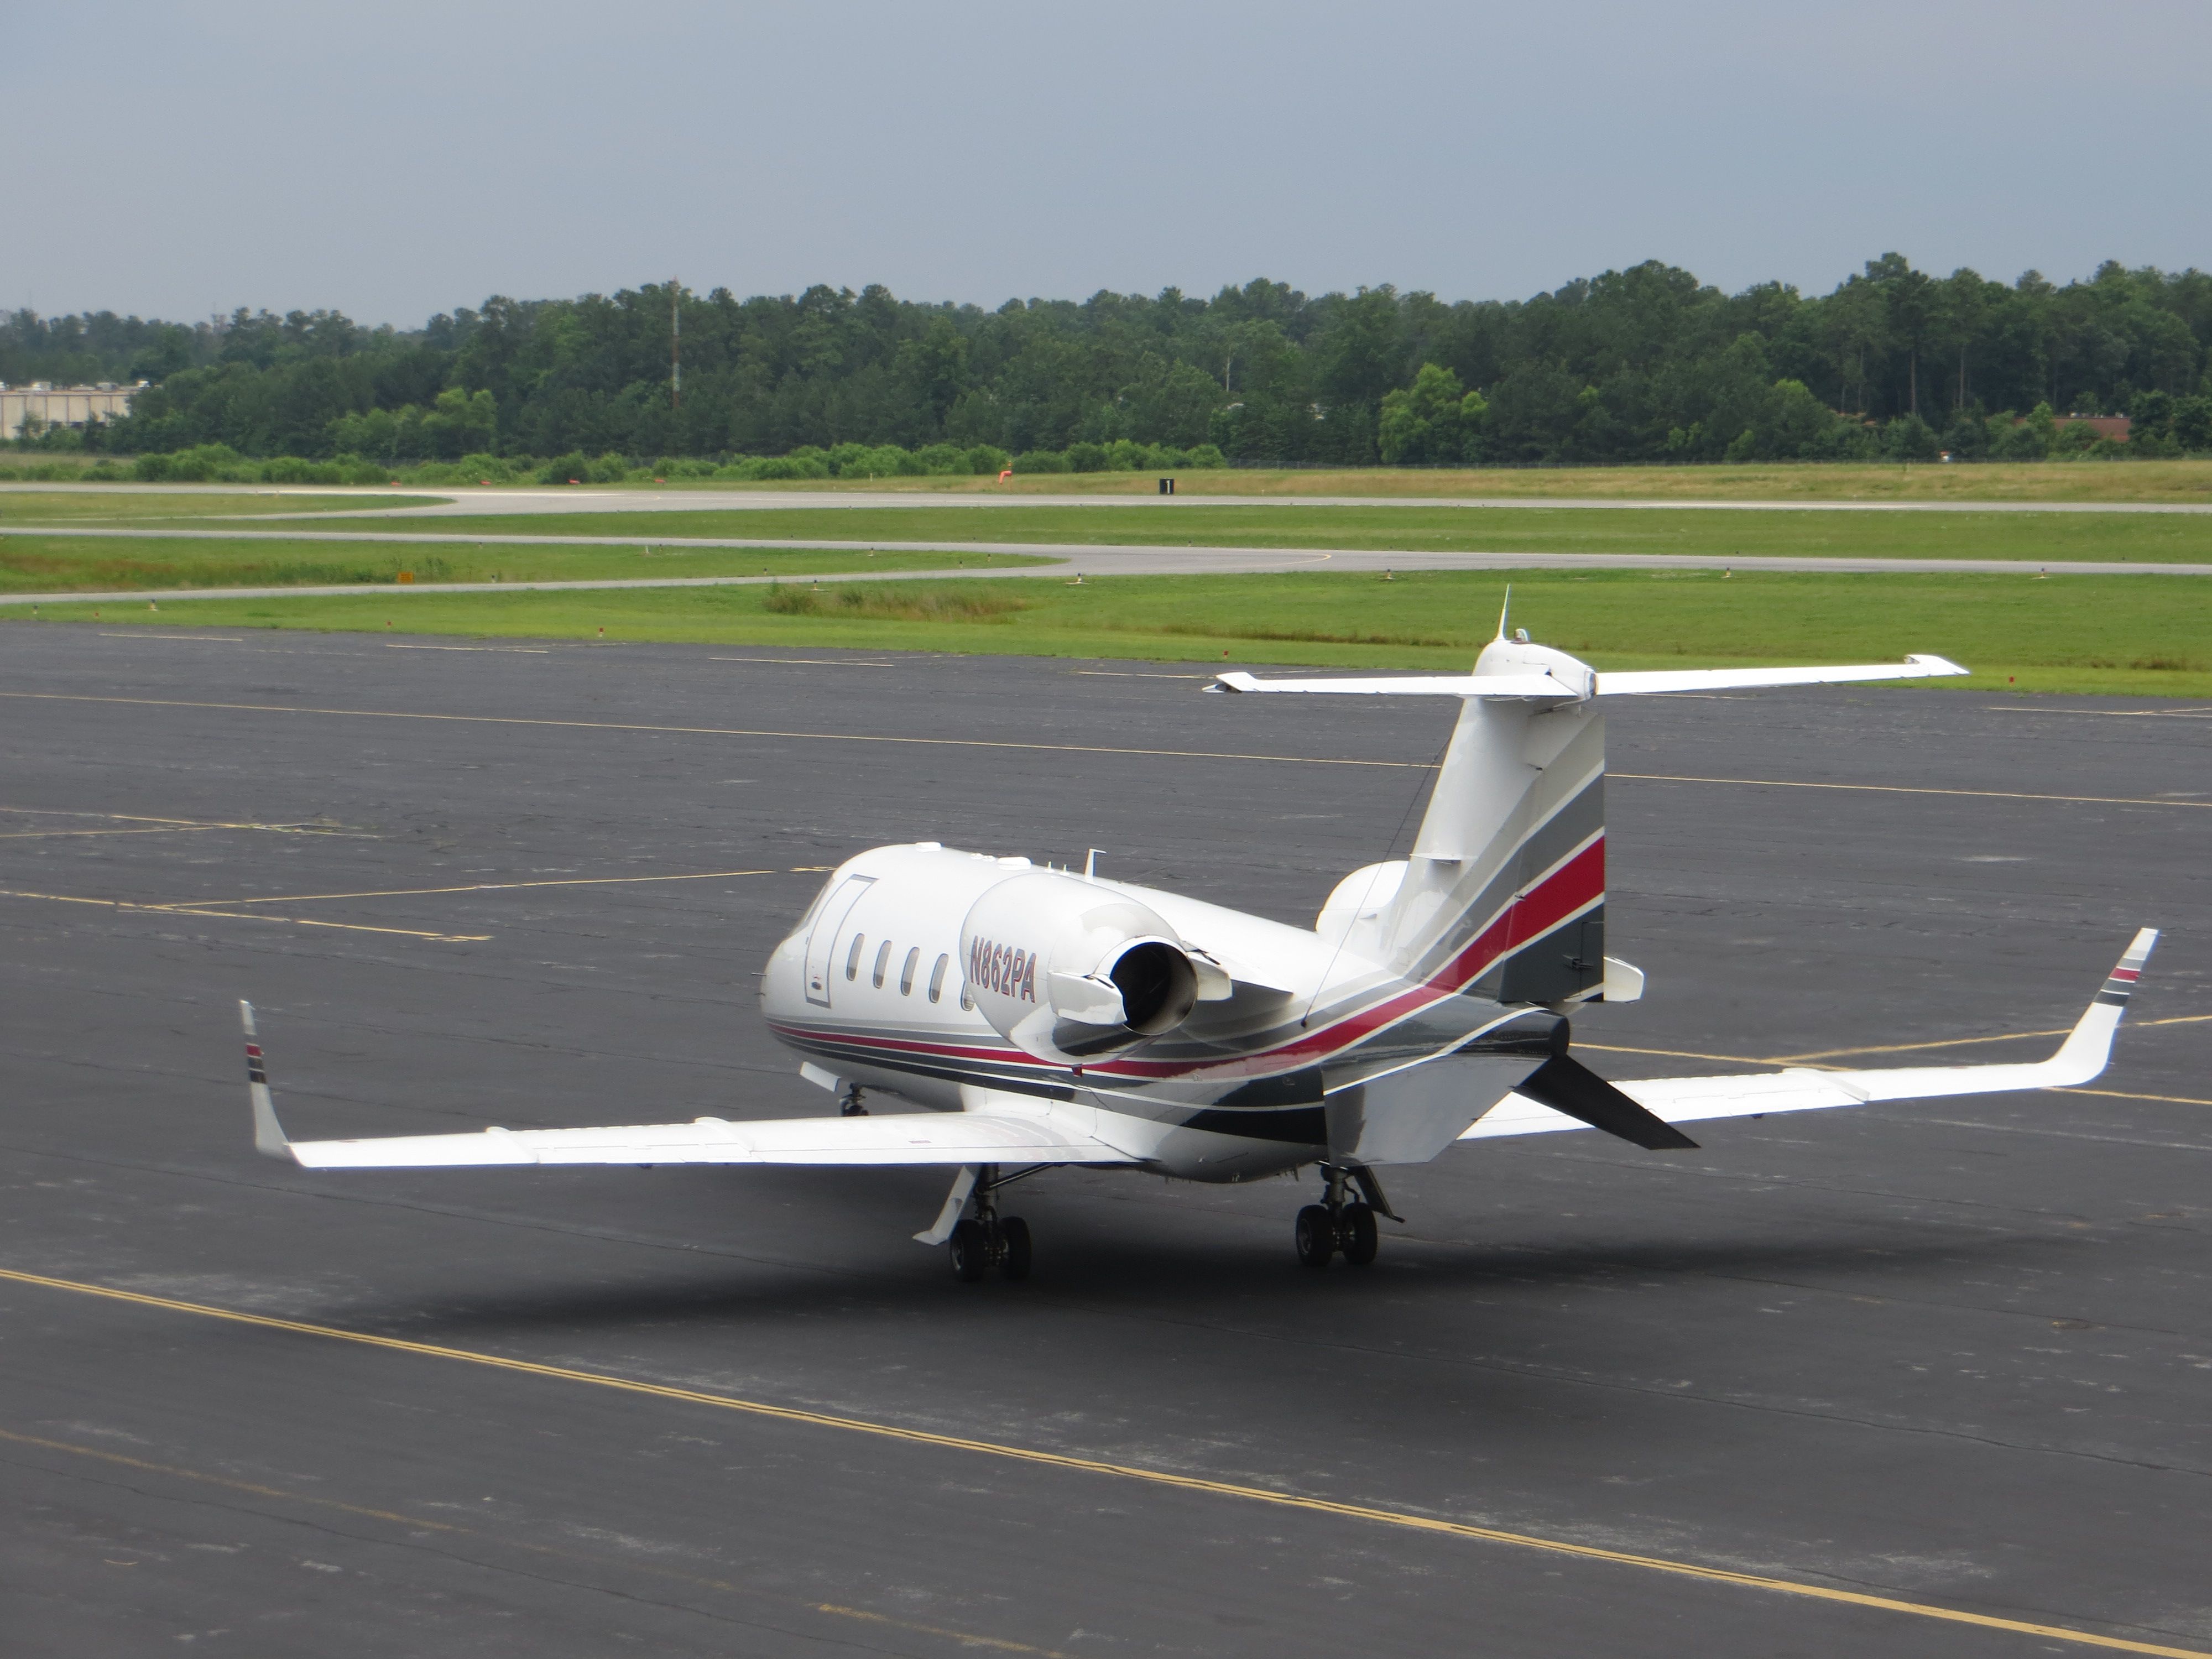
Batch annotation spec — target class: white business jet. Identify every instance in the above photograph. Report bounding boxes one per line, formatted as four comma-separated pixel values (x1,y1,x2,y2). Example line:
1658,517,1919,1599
241,622,2158,1281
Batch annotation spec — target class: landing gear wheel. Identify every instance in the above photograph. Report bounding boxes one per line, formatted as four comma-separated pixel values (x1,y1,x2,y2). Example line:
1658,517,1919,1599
1338,1201,1379,1266
997,1216,1032,1281
1294,1204,1335,1269
948,1218,989,1282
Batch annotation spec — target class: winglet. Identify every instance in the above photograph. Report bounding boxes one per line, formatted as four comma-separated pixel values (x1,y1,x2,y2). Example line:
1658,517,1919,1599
2043,926,2159,1084
1846,926,2159,1103
240,1000,295,1161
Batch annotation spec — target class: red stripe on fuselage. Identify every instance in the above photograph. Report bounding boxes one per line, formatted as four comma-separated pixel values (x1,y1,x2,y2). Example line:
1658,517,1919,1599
772,834,1605,1089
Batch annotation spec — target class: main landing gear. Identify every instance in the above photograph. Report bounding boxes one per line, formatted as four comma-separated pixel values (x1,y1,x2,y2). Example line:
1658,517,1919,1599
1295,1165,1391,1269
948,1164,1032,1283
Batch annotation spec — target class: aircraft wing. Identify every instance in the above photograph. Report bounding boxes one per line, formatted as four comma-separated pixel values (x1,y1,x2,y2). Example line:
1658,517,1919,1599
238,1005,1138,1169
1461,927,2156,1141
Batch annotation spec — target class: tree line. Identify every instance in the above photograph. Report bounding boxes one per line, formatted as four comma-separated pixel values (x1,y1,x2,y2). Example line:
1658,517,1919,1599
7,253,2211,467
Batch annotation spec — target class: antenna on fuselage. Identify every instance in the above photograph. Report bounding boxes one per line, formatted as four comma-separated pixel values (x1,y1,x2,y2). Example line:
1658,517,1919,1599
1083,848,1102,879
1495,586,1512,642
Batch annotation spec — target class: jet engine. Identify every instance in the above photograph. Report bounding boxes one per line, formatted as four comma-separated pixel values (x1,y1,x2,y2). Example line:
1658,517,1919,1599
959,871,1202,1063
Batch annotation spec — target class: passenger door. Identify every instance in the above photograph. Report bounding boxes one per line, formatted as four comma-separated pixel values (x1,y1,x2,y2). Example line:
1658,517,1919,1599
804,875,875,1008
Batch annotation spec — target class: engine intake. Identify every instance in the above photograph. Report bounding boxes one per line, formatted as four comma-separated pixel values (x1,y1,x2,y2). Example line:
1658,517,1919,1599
961,871,1201,1063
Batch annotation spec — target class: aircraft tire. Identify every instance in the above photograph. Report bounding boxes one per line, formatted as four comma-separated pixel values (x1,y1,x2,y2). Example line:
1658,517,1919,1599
949,1218,990,1282
998,1217,1032,1281
1339,1202,1379,1266
1294,1204,1335,1269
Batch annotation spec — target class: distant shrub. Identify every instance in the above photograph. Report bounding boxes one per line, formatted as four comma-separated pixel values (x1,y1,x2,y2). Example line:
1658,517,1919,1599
135,444,247,482
271,458,346,483
762,581,1029,622
911,442,967,475
1010,448,1067,473
962,444,1012,475
539,450,591,484
749,453,832,480
836,444,923,479
1183,444,1227,469
452,451,525,483
1882,416,1940,463
1064,441,1109,473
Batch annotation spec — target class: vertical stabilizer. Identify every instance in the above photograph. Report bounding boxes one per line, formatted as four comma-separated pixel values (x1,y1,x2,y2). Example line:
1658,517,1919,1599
1380,640,1605,1004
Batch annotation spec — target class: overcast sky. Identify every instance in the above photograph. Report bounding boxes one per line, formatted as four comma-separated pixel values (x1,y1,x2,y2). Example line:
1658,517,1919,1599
11,1,2209,327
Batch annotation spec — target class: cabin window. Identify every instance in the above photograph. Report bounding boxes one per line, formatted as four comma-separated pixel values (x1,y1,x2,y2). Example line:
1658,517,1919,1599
928,953,949,1003
846,933,864,980
959,978,974,1011
900,947,920,995
872,939,892,988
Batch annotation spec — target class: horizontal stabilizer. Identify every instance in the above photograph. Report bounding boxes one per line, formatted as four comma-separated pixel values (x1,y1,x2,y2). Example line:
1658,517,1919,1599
1209,656,1966,700
1596,655,1968,695
1464,928,2157,1142
1209,669,1587,699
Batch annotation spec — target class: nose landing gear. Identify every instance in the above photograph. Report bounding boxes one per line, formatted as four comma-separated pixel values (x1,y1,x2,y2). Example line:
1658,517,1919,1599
1295,1165,1392,1269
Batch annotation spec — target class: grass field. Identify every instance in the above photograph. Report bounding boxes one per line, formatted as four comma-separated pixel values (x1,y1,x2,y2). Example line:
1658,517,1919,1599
0,491,442,522
0,535,1040,593
15,568,2207,697
302,502,2212,565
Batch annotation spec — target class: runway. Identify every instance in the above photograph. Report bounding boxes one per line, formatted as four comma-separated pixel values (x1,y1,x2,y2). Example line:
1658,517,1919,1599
2,525,2207,611
2,628,2208,1657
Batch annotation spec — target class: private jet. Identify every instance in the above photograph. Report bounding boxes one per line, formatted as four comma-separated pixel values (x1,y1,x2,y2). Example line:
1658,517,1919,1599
241,623,2158,1280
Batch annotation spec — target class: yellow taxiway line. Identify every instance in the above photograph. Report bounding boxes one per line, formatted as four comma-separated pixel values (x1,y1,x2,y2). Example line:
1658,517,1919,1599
0,885,489,943
1584,1016,2212,1108
1611,771,2212,810
2,1266,2203,1657
0,868,785,943
189,868,778,906
8,691,2207,807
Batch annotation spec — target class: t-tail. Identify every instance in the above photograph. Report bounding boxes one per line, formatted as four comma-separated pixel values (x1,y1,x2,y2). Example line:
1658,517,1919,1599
1385,633,1607,1001
1209,629,1968,1009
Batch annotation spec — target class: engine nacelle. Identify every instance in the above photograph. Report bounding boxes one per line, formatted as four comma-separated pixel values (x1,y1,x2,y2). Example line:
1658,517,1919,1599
960,870,1201,1063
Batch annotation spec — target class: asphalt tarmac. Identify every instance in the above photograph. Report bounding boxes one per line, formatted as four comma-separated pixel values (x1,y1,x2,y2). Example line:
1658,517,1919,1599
2,628,2208,1658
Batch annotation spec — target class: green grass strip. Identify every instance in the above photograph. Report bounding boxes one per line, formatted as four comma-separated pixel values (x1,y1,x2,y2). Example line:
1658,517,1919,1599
0,535,1040,594
15,567,2208,698
301,503,2212,564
